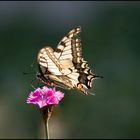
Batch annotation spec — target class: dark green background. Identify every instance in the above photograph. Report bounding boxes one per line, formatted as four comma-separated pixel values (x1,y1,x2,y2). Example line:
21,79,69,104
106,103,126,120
0,1,140,139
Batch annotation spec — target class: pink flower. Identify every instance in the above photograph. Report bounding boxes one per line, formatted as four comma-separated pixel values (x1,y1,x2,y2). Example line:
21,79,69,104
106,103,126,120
26,86,64,108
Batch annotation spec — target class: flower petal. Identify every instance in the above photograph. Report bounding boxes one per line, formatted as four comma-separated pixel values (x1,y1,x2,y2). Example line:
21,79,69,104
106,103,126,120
26,86,65,108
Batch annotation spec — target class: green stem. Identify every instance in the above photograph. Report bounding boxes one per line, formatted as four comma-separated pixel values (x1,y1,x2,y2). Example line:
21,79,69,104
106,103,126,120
44,114,50,139
41,106,53,139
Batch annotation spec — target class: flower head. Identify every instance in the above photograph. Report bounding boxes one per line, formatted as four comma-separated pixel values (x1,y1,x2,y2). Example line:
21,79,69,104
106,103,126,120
26,86,64,108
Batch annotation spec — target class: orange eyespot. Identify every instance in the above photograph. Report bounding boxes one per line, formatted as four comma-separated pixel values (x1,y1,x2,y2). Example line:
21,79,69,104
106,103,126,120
77,83,84,89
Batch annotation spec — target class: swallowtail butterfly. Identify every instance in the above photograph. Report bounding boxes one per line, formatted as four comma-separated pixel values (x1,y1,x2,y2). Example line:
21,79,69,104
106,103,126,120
36,26,102,95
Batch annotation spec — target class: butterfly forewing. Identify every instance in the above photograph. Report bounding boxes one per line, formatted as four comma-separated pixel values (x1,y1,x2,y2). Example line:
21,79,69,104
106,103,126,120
54,26,82,64
37,26,95,95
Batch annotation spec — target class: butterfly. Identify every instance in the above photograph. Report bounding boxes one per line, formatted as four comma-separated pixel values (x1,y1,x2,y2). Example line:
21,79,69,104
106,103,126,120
36,26,102,95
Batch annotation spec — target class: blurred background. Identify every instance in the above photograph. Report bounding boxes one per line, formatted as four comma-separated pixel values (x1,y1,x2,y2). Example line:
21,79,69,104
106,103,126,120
0,1,140,139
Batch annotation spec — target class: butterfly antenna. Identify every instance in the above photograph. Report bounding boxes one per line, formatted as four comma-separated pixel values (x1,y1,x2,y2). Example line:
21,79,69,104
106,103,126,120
23,72,36,75
93,75,104,79
30,62,38,74
23,62,37,76
30,77,37,89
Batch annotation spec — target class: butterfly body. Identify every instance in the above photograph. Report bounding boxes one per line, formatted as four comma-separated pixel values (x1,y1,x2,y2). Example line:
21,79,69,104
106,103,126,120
37,26,98,95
